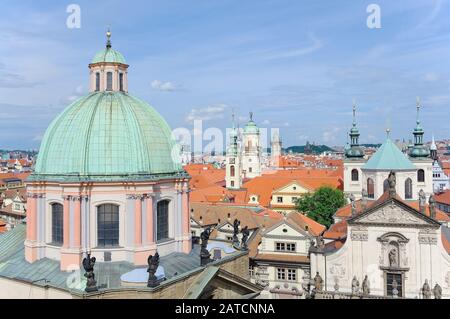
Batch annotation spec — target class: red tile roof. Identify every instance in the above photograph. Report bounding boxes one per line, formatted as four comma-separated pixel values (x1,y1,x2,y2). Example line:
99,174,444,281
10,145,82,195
435,190,450,206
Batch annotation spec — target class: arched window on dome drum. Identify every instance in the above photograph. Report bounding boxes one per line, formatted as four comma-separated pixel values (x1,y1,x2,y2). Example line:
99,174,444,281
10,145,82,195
230,165,235,177
95,72,100,91
119,73,124,91
157,200,170,241
367,178,374,199
51,203,63,246
351,169,359,181
417,169,425,183
383,179,389,193
106,72,113,91
97,204,119,247
405,178,413,199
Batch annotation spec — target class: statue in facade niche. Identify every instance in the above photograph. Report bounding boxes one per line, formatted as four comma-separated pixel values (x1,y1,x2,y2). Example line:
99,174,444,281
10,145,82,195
82,253,98,292
351,276,360,294
433,283,442,299
388,248,398,268
313,272,323,292
422,279,432,299
362,275,370,296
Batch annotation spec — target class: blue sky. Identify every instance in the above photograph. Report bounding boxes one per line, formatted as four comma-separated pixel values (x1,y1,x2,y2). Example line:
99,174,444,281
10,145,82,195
0,0,449,149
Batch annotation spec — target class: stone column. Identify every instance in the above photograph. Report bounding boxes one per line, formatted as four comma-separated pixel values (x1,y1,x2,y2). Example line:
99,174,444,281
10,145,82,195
135,195,143,246
25,193,38,263
146,194,154,245
26,193,37,241
181,182,191,253
63,195,71,248
73,196,82,248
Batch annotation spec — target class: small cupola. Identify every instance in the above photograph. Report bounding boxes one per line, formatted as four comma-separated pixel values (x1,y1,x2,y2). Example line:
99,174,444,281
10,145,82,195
88,29,129,93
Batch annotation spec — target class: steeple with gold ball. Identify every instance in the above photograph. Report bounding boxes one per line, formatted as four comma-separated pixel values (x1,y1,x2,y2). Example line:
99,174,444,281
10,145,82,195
409,97,430,158
345,100,364,158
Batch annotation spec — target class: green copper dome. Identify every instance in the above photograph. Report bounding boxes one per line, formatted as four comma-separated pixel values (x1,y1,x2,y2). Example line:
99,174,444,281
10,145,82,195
32,92,183,182
363,138,415,170
91,48,127,64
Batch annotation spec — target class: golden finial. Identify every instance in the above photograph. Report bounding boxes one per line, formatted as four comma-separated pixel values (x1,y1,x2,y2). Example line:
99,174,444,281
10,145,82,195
106,27,112,49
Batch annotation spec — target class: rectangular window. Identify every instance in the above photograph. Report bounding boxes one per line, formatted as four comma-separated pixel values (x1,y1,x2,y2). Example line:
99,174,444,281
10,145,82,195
276,242,296,252
287,269,297,281
275,242,285,251
277,197,283,203
386,273,403,297
286,243,296,252
276,268,286,280
119,73,124,91
106,72,113,91
156,200,169,241
291,197,298,203
95,72,100,91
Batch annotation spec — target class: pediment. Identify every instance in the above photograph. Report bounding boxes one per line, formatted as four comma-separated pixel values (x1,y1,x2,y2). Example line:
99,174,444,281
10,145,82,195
349,199,440,227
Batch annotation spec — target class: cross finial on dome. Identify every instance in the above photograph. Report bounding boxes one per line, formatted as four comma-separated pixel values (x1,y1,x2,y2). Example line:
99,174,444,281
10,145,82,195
416,96,421,125
352,98,357,127
249,111,253,121
106,27,112,49
386,127,391,138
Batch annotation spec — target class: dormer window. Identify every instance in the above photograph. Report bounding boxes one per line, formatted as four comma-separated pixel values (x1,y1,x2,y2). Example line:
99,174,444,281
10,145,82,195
106,72,113,91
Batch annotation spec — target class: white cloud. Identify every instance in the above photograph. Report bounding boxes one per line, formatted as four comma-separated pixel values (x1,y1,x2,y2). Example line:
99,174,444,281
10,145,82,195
322,127,341,143
424,72,440,82
423,94,450,107
185,104,228,123
62,85,84,104
263,33,323,61
151,80,178,92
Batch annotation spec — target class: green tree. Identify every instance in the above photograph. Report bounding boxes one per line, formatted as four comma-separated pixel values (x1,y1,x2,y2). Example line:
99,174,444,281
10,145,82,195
295,186,346,228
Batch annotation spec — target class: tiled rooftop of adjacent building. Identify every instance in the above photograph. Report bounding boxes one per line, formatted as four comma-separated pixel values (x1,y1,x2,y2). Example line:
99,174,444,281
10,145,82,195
0,224,246,295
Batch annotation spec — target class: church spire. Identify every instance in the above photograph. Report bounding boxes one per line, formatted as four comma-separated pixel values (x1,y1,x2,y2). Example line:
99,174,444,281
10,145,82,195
345,100,364,158
410,97,430,158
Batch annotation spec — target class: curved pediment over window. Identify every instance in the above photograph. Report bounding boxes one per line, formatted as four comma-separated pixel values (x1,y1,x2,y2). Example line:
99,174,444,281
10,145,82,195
377,232,409,244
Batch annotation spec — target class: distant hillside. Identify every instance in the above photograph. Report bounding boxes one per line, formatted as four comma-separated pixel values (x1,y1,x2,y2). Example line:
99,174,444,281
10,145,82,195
360,144,381,148
284,144,335,154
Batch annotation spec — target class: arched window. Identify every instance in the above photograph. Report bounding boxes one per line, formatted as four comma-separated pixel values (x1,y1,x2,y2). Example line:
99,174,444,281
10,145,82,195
119,73,124,91
367,178,374,199
51,203,63,245
405,178,413,199
157,200,170,241
230,165,235,177
417,169,425,183
106,72,113,91
95,73,100,91
383,179,389,193
97,204,119,247
351,169,359,181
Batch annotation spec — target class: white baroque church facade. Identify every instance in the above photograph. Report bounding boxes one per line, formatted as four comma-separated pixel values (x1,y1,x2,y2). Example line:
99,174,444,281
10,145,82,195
343,101,433,201
310,101,450,299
